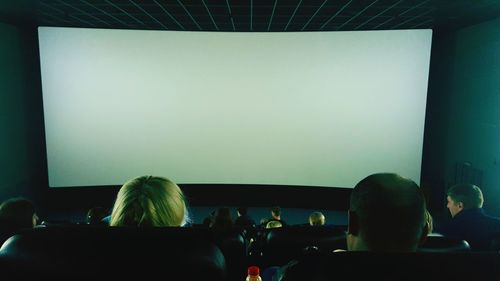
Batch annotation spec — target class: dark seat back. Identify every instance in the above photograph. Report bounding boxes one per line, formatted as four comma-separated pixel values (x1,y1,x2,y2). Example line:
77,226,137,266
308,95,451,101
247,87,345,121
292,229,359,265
487,232,500,251
0,226,227,280
418,235,470,252
281,251,500,281
263,225,346,266
210,227,248,281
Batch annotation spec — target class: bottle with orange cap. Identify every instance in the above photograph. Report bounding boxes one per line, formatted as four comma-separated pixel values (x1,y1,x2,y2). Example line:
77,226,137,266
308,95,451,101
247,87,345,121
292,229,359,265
246,265,262,281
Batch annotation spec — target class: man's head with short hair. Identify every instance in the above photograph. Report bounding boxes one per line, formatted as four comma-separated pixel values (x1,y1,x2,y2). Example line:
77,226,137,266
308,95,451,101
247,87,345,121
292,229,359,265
309,211,326,226
347,173,428,252
271,206,281,219
446,184,483,217
0,198,38,228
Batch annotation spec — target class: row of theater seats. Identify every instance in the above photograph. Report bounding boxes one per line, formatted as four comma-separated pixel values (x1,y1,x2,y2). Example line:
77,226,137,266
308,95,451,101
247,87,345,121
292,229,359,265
0,225,494,280
248,225,471,268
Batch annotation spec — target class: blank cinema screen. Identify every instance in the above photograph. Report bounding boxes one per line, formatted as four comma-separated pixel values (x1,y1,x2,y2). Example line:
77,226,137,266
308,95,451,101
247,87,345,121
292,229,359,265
38,27,432,188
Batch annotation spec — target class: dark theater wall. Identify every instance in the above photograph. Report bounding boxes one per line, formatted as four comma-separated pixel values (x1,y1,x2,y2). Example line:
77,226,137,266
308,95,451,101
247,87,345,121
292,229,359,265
423,18,500,220
0,23,46,203
441,18,500,216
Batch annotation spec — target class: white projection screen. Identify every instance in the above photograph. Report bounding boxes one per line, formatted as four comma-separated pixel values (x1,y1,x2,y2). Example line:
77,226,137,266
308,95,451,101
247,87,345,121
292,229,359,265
38,27,432,188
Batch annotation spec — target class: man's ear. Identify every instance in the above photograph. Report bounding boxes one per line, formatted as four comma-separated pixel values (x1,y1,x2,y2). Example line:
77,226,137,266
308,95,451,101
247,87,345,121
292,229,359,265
457,202,464,210
347,210,358,235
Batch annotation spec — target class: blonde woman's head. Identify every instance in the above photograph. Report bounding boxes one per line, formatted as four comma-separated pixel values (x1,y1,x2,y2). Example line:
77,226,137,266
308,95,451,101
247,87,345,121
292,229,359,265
110,176,187,227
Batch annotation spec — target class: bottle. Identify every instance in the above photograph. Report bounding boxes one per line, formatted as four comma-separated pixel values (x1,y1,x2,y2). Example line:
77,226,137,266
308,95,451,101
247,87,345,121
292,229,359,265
246,265,262,281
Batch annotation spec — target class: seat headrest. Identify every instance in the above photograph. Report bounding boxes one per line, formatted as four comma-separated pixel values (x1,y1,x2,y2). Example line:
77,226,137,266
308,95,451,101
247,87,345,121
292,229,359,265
0,226,227,279
418,235,470,252
266,225,346,245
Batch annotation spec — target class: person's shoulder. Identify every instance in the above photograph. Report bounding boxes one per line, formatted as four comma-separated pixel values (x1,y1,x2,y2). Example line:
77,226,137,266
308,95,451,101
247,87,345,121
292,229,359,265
482,212,500,229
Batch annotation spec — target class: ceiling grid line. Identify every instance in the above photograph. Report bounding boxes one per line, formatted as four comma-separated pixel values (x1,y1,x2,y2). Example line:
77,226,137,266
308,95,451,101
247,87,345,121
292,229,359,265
284,0,303,31
391,9,434,29
154,0,185,30
410,18,433,28
250,0,253,30
40,11,74,24
40,2,66,15
336,0,379,30
267,0,278,31
58,0,112,27
68,13,97,26
320,0,353,30
399,0,431,17
79,0,129,27
177,0,202,30
372,15,395,29
201,0,219,30
225,0,236,31
371,0,432,29
354,0,405,30
130,0,169,29
105,0,145,26
301,0,328,31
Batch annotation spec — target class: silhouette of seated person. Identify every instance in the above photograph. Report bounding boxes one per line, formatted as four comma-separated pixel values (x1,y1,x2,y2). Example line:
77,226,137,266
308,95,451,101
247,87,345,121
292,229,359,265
261,206,287,227
265,173,429,281
308,211,326,226
234,206,256,227
209,207,233,236
0,198,38,244
86,207,109,226
435,184,500,250
208,207,248,280
233,206,257,242
110,175,189,227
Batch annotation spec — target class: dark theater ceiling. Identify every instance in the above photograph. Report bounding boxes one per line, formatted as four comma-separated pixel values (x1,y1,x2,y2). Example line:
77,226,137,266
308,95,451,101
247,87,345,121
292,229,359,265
0,0,499,32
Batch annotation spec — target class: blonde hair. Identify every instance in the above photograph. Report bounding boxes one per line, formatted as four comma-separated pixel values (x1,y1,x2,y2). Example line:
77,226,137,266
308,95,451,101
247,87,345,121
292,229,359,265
110,176,187,227
266,220,283,229
309,211,326,226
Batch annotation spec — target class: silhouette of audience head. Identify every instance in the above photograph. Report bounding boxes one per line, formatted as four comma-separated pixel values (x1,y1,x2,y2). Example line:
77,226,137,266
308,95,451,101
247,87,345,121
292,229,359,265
266,220,283,229
0,198,38,228
271,206,282,220
309,211,326,226
110,176,188,227
237,207,248,216
347,173,428,252
210,207,233,230
86,207,109,225
446,184,483,218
